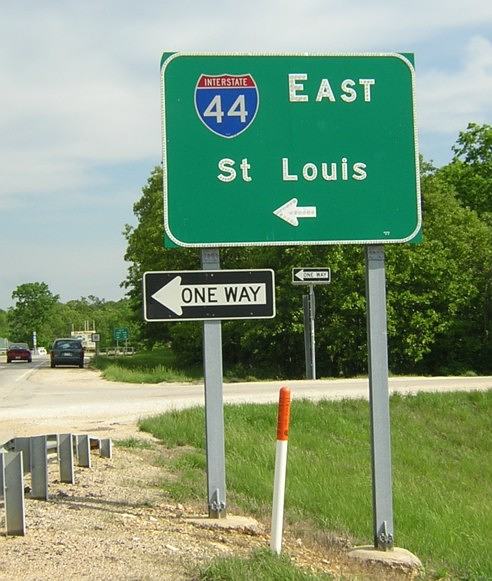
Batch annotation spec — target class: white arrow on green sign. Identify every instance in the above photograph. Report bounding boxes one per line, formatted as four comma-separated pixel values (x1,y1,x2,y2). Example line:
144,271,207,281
273,198,317,227
161,52,421,247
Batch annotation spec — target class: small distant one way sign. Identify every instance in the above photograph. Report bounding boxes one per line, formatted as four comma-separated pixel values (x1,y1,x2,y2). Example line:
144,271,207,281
292,267,331,284
143,270,275,321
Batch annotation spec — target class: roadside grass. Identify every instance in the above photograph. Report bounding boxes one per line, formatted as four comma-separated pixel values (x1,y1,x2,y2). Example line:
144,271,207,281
91,347,488,384
139,390,492,580
114,436,153,450
96,363,192,384
90,348,288,383
91,348,202,383
198,548,332,580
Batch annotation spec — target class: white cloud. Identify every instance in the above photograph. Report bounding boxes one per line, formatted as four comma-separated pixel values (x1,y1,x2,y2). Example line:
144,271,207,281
0,7,161,202
418,36,492,134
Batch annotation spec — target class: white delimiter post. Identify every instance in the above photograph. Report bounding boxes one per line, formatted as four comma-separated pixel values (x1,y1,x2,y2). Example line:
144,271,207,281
270,387,292,554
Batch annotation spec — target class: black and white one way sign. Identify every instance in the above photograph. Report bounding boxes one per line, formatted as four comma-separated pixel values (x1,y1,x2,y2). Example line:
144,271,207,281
143,270,276,321
292,267,331,284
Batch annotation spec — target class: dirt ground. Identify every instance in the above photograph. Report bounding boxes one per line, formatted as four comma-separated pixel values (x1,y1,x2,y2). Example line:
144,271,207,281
0,423,422,580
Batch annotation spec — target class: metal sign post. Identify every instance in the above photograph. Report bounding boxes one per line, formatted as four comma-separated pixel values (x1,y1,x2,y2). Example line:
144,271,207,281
91,333,100,356
309,285,316,380
365,245,394,549
142,264,276,519
302,294,313,379
201,249,227,518
293,268,329,380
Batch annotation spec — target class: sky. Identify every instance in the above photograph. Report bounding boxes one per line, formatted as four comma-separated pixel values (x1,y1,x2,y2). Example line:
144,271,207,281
1,1,491,310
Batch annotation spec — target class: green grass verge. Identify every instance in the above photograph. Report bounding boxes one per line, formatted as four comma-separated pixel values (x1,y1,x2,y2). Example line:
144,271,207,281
90,347,295,383
97,363,192,383
198,548,331,580
114,436,153,450
90,348,287,383
91,348,201,383
139,390,492,580
91,347,487,385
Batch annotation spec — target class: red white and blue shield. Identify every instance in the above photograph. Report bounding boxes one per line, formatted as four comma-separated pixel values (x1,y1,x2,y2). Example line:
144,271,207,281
195,74,259,138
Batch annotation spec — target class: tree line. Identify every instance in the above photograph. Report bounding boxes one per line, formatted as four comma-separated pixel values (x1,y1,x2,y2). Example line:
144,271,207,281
1,288,136,351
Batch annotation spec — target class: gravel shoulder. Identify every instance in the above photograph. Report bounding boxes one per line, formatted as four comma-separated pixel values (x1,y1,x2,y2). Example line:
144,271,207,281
0,430,419,580
0,438,268,580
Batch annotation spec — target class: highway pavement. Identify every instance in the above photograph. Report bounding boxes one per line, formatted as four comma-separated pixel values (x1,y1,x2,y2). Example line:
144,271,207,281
0,354,490,443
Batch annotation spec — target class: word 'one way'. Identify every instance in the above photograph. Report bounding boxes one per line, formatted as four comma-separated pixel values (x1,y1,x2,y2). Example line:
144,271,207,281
151,276,267,316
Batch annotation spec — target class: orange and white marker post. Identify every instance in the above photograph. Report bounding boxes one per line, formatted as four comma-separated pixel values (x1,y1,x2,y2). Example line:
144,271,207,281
270,386,292,554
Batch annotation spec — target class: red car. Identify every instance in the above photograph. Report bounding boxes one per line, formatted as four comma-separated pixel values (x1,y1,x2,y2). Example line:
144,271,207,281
6,343,32,363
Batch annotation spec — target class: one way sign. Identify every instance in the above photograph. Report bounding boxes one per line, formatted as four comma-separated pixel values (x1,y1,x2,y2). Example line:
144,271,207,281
143,270,276,321
292,267,331,284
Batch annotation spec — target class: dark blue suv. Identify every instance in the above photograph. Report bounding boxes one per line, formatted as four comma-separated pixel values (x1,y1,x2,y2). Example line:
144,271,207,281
50,338,85,368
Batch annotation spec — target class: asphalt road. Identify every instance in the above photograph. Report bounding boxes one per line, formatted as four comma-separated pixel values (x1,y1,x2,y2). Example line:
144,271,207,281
0,355,491,443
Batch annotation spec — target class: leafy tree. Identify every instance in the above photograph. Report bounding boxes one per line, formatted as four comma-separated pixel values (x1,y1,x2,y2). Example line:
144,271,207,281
441,123,492,220
7,282,59,347
122,166,199,346
385,178,492,373
0,309,8,339
5,282,139,351
54,297,138,350
121,169,362,374
453,122,492,166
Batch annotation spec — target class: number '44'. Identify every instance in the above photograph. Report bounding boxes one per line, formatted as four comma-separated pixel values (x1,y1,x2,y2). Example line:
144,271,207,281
204,95,248,123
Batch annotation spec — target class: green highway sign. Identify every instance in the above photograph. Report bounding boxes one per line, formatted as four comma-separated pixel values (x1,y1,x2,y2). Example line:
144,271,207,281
113,327,128,341
161,53,421,247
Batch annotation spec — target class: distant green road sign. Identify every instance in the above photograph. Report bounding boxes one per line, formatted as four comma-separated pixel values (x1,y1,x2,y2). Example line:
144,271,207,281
113,328,128,341
161,52,420,247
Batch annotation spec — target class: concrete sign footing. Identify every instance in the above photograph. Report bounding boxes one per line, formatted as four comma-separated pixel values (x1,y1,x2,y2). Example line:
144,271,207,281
348,545,422,572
